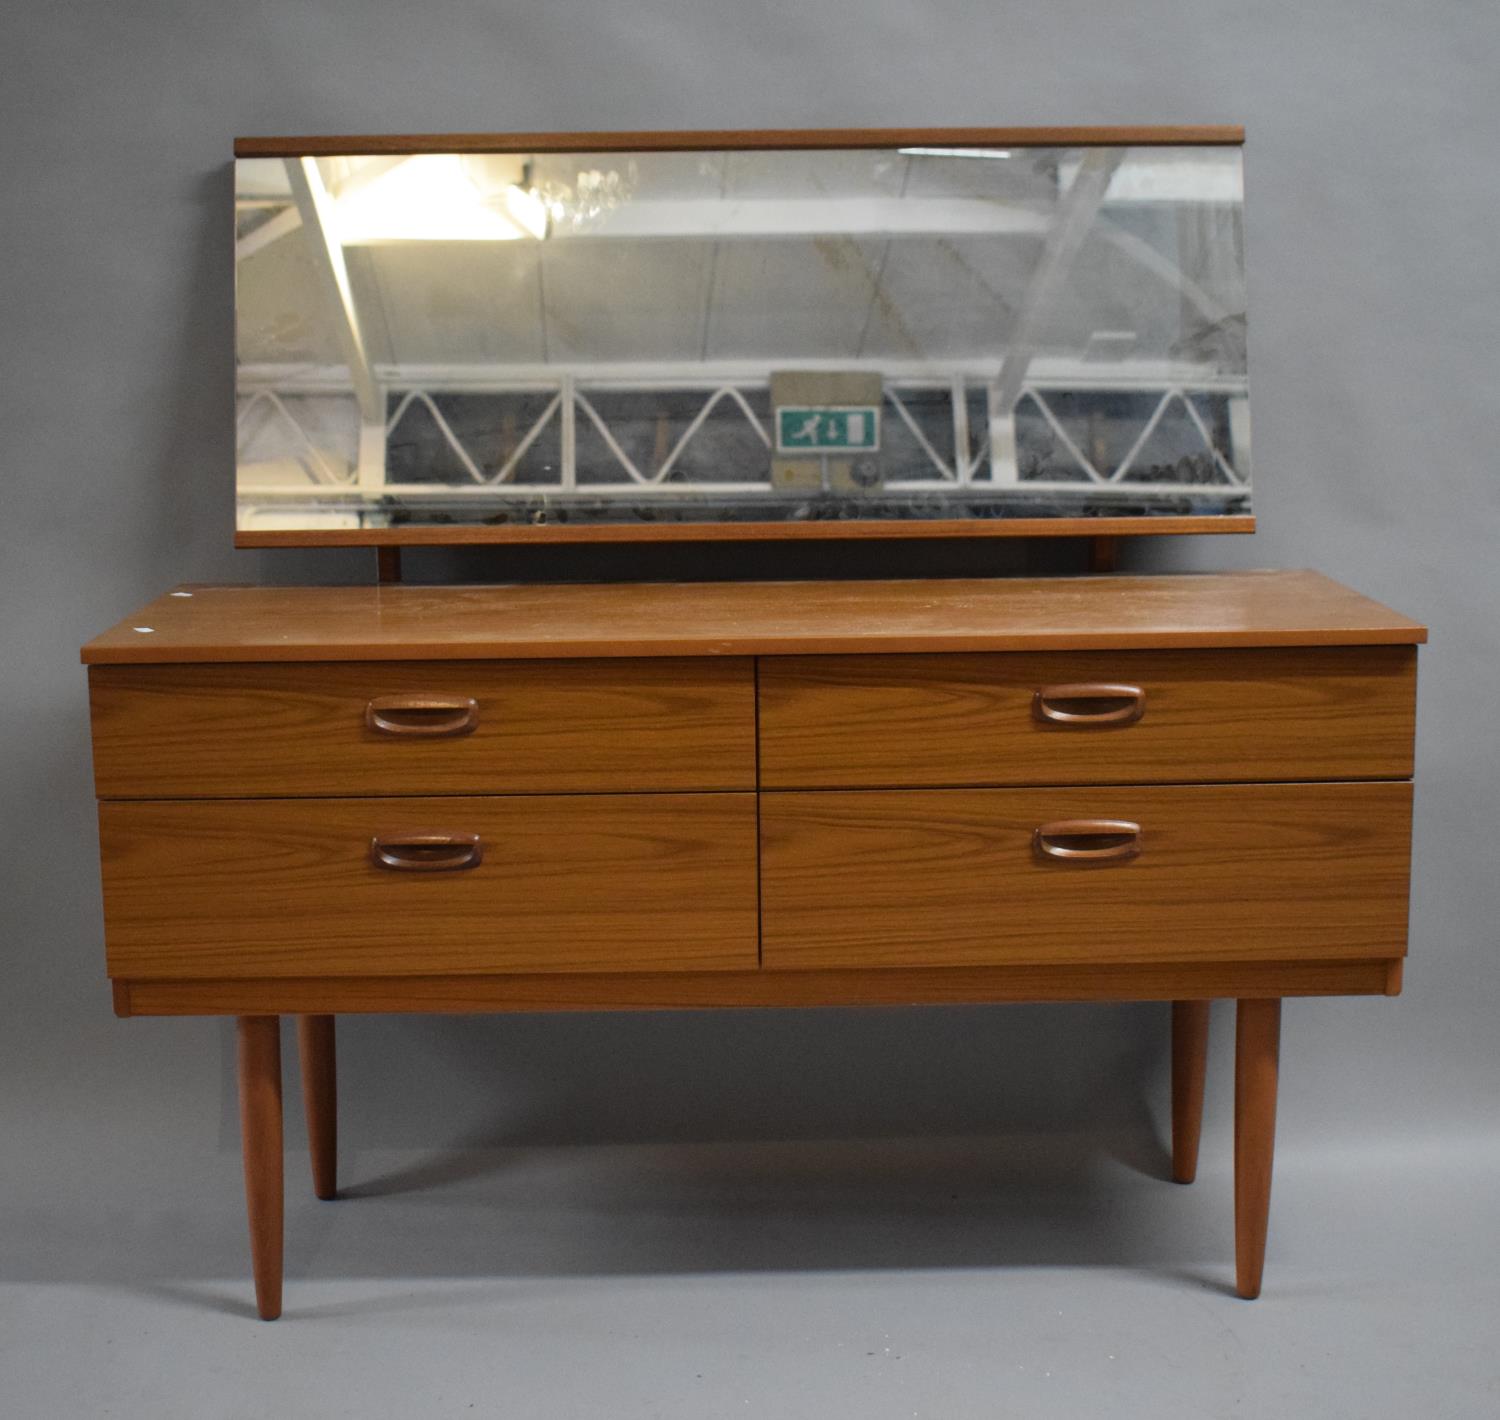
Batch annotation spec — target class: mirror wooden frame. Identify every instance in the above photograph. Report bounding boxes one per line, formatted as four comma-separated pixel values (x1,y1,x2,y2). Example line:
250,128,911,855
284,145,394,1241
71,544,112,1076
234,126,1252,551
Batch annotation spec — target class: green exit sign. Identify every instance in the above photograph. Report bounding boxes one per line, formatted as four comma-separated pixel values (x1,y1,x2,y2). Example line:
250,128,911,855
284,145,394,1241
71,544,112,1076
775,405,881,453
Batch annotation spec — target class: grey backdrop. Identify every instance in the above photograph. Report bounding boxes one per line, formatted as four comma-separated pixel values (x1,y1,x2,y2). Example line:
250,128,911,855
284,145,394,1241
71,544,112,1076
3,0,1497,1342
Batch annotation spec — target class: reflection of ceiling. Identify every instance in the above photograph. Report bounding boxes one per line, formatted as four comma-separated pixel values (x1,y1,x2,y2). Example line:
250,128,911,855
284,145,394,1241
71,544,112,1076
235,149,1246,374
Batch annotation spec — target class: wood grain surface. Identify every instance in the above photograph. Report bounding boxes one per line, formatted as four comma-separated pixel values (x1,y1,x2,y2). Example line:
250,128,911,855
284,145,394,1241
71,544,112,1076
115,959,1393,1017
235,126,1246,158
80,573,1427,665
296,1015,337,1201
759,646,1417,788
236,1016,283,1321
234,516,1255,551
100,794,759,978
761,782,1413,970
89,658,754,798
1235,997,1282,1299
1171,1000,1212,1184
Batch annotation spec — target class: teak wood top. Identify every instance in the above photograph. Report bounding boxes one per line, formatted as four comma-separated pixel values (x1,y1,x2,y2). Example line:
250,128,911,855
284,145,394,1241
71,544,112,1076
81,573,1425,665
234,126,1245,158
233,516,1255,549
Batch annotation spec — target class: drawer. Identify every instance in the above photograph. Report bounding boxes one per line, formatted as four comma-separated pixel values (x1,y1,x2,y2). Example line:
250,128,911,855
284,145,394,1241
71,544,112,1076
758,647,1416,788
761,782,1413,969
89,658,755,798
100,793,758,978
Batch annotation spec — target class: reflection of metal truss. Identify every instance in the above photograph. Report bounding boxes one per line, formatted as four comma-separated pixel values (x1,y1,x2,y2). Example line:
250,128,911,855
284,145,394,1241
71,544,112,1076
237,373,1248,497
574,385,770,485
386,388,565,484
1016,387,1246,486
236,390,353,485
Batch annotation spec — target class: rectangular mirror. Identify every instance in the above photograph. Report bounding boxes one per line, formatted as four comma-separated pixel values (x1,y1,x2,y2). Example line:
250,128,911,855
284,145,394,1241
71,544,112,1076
234,129,1250,544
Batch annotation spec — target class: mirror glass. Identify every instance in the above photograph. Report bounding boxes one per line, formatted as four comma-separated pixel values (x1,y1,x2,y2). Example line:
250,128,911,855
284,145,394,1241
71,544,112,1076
235,142,1249,534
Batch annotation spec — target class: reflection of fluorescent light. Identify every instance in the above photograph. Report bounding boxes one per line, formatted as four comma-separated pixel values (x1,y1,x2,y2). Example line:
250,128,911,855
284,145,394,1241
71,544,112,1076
334,155,546,243
898,146,1014,159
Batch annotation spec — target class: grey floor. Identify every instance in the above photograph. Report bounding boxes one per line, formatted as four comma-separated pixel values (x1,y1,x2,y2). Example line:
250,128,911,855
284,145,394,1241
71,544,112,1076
3,1077,1498,1417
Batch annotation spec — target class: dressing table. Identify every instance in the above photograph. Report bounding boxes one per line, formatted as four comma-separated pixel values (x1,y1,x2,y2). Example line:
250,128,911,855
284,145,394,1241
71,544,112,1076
83,128,1423,1317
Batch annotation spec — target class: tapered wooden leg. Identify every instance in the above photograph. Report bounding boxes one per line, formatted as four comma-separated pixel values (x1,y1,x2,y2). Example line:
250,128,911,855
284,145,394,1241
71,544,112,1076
297,1015,337,1201
237,1016,284,1321
1234,998,1281,1300
1171,1000,1211,1183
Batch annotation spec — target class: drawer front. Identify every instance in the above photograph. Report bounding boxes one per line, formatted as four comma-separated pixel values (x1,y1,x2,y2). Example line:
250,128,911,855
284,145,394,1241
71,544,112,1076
100,794,758,978
758,647,1416,788
761,782,1413,969
89,658,756,798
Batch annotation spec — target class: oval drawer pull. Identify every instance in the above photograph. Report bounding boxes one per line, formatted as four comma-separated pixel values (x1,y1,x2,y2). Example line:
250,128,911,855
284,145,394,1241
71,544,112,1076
1034,819,1142,863
370,831,484,872
1032,683,1144,726
365,695,479,738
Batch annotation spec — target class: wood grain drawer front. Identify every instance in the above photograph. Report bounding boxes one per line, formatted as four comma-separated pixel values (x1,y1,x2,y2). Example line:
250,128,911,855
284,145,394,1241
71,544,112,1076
88,659,755,798
761,782,1413,970
99,794,758,979
758,647,1416,788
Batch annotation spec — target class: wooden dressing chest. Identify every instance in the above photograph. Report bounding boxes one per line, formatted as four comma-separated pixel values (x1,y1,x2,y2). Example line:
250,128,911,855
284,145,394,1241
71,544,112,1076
82,569,1424,1317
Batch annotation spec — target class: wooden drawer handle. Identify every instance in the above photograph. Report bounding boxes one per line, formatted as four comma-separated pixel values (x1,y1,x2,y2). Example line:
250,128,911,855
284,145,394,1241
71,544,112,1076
1032,683,1144,726
1034,819,1142,863
365,695,479,738
370,831,484,872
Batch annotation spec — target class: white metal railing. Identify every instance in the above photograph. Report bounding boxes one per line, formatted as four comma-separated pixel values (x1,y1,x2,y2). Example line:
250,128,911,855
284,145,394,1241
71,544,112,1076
235,389,353,486
236,371,1249,499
